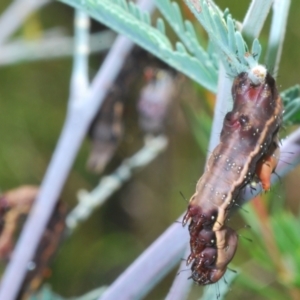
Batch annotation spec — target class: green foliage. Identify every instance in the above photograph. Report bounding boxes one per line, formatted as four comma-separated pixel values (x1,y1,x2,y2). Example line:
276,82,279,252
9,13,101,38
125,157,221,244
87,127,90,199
28,285,106,300
239,201,300,296
199,268,238,300
183,0,262,76
59,0,218,92
236,274,287,300
29,286,65,300
271,213,300,287
57,0,267,95
155,0,217,77
281,85,300,125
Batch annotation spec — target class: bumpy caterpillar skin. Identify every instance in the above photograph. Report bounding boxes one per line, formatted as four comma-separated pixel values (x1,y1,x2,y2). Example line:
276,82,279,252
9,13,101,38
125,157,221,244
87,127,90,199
183,71,283,285
190,227,238,285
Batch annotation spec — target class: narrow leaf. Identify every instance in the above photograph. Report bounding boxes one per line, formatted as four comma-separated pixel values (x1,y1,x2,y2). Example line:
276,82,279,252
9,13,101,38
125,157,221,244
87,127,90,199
59,0,218,92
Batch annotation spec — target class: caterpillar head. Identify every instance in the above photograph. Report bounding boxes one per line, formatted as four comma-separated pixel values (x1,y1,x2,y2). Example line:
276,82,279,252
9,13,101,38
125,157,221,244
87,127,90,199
231,71,279,118
189,227,238,285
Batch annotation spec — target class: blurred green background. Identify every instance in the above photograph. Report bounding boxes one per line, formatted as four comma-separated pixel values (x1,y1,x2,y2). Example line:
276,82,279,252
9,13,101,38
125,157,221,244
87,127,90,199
0,1,300,299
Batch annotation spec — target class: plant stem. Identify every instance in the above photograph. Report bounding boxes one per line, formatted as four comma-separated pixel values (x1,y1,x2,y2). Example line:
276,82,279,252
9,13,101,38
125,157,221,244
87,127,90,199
242,0,273,39
265,0,291,75
0,31,115,66
0,0,156,297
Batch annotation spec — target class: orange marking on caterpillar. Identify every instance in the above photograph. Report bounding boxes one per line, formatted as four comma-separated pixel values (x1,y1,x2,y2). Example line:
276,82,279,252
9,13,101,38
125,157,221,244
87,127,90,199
255,141,280,191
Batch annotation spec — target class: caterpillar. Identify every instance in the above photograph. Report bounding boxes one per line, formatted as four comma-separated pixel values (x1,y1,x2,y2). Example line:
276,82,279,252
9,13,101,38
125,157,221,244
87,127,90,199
183,68,283,285
87,46,177,174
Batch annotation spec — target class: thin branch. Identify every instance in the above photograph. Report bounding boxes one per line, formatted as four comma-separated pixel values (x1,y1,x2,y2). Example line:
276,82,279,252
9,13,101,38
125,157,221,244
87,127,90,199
99,214,189,300
208,64,233,151
0,31,115,66
241,0,273,39
0,9,91,300
0,1,157,298
165,246,192,300
0,0,50,46
265,0,291,75
70,10,90,98
66,135,168,231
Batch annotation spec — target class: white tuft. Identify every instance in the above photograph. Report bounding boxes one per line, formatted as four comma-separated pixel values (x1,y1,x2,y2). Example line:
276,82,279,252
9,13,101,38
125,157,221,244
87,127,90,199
247,65,267,85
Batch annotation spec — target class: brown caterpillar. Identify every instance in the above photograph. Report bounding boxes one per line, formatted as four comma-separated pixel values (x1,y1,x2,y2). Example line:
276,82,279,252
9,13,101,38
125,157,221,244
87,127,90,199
183,69,283,285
